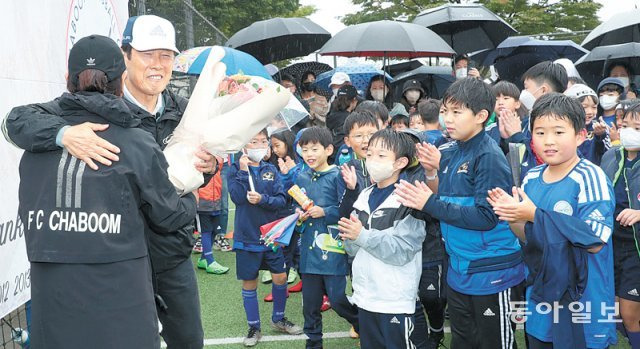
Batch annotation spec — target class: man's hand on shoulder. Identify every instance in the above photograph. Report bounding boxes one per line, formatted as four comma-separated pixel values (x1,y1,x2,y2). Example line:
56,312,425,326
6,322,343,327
61,122,120,170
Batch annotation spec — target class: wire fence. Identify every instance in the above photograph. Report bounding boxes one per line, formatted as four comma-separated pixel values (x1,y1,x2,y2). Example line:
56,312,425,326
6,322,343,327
0,304,29,349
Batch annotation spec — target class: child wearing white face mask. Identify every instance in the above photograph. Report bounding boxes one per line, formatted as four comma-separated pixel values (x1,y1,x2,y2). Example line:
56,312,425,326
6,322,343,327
228,128,303,345
400,79,425,114
338,129,430,349
597,77,626,127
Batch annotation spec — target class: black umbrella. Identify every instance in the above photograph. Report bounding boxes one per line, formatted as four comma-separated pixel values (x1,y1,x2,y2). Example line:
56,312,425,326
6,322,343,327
226,17,331,64
412,3,517,55
582,9,640,50
317,20,455,58
391,66,455,100
279,61,333,85
575,43,640,89
470,36,588,88
387,60,427,77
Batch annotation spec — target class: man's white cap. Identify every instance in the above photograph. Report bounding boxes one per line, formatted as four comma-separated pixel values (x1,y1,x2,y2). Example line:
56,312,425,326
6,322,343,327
122,15,179,53
330,72,351,86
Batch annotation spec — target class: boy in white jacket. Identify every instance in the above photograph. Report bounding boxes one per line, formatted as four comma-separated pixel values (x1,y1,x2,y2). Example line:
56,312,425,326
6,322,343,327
338,129,430,349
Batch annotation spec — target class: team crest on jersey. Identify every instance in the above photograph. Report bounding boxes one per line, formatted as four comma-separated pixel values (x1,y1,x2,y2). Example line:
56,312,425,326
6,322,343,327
262,172,275,181
457,162,469,174
585,131,594,140
553,200,573,216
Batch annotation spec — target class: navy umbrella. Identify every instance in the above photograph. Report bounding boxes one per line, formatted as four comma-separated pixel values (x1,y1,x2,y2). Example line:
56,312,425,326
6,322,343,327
412,3,517,54
470,36,588,87
226,17,331,64
575,43,640,89
391,66,455,100
582,9,640,50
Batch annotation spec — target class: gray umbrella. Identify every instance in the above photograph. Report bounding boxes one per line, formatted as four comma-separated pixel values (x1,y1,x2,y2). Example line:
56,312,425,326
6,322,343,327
582,9,640,50
317,20,455,58
575,43,640,88
226,17,331,64
412,3,517,55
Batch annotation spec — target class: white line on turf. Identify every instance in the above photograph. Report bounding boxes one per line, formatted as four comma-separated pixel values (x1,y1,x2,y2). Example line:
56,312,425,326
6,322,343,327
162,325,524,347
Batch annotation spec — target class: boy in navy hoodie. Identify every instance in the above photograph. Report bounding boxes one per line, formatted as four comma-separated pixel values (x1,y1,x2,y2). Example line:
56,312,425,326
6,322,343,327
295,127,359,349
395,78,525,349
228,129,302,347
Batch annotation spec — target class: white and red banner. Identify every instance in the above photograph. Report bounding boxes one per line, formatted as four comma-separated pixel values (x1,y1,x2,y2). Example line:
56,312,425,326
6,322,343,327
0,0,128,318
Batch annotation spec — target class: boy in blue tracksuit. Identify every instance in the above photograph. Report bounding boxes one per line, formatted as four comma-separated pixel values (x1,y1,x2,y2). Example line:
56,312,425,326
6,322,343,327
228,129,303,346
488,93,617,348
294,127,359,349
601,105,640,349
395,77,525,349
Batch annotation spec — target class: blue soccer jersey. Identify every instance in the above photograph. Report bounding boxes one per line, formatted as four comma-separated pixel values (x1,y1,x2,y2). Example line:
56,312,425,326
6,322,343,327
521,160,616,348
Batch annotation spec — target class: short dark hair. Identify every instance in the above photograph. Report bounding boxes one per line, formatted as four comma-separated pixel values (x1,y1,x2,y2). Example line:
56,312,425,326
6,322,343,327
530,92,585,134
442,77,495,124
417,98,441,124
390,114,409,127
608,62,633,77
368,129,415,171
568,76,586,86
301,71,316,84
522,61,568,93
343,111,378,135
492,81,520,100
623,101,640,121
121,44,133,60
454,55,469,65
67,69,123,96
356,100,389,124
298,126,333,148
280,73,295,84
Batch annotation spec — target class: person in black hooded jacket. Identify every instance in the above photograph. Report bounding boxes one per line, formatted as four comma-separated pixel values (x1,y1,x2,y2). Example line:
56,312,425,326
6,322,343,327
4,16,214,349
18,35,197,349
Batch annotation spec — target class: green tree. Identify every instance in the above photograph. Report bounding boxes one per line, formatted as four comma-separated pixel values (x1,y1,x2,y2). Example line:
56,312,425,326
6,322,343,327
343,0,601,43
129,0,315,50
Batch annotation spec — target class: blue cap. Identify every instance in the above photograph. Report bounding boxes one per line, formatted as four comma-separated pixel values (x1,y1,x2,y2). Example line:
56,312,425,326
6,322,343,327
597,77,625,93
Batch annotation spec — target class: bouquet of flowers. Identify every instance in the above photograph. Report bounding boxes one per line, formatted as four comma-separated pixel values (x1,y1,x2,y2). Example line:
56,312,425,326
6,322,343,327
163,46,292,195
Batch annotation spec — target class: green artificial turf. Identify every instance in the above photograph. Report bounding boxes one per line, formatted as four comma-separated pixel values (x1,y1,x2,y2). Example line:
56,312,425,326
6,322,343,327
194,201,632,348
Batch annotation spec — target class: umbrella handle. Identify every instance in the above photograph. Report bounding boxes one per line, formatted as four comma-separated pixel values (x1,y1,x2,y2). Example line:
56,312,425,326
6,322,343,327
601,54,612,78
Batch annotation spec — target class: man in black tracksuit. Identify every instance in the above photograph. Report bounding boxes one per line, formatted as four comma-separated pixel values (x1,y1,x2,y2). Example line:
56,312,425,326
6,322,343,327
4,17,214,348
